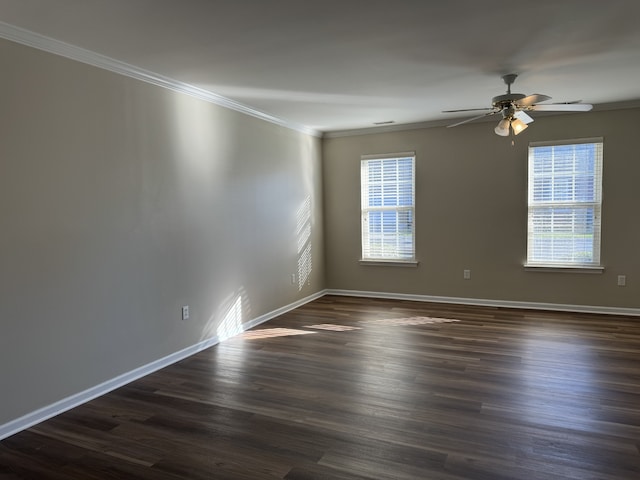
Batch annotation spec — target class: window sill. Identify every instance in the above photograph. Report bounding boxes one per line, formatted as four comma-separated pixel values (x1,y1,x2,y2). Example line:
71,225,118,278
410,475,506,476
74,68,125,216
360,259,419,267
524,264,604,274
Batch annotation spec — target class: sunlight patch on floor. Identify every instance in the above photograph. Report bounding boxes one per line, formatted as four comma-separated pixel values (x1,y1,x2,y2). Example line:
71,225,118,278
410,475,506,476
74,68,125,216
238,328,316,340
361,317,461,326
237,317,459,341
304,324,362,332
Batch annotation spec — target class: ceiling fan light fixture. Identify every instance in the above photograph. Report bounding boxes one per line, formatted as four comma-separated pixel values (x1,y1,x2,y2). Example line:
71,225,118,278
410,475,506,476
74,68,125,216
494,118,510,136
511,118,528,135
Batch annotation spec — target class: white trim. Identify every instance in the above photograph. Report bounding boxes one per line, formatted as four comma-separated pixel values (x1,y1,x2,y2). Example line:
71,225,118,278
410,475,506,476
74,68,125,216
524,264,604,273
324,119,454,138
0,290,325,441
0,21,320,138
325,289,640,317
359,260,419,267
529,137,604,148
361,155,416,262
526,140,603,267
361,151,416,161
4,287,638,440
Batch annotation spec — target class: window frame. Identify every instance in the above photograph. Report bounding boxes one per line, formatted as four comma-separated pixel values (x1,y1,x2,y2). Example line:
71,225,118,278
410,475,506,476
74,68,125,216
360,152,417,266
525,138,604,271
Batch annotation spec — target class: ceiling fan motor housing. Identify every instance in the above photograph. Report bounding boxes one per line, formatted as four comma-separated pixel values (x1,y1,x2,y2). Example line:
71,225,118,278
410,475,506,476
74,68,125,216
493,73,524,111
492,93,526,111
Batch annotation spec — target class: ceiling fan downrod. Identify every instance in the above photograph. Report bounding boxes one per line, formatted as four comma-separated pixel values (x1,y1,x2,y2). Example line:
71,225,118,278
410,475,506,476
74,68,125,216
502,73,518,94
492,73,525,107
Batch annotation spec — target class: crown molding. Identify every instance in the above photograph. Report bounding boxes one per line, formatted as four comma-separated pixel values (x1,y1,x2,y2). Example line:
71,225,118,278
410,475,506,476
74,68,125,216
323,118,454,138
0,21,321,137
3,22,639,141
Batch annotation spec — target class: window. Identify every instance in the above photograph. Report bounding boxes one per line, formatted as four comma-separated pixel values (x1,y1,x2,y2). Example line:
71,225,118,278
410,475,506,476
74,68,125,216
526,138,603,268
361,152,415,263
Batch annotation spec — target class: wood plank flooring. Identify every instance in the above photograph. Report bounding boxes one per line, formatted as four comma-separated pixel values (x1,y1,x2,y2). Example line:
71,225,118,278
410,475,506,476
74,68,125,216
2,295,640,479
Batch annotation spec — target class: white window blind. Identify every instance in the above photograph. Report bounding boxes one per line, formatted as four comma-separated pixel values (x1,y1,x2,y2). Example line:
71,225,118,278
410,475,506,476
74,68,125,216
527,139,603,267
361,153,415,261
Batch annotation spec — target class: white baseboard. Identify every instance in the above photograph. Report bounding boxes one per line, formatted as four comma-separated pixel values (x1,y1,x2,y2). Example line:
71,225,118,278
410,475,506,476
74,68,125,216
3,287,636,440
325,289,640,317
0,290,326,441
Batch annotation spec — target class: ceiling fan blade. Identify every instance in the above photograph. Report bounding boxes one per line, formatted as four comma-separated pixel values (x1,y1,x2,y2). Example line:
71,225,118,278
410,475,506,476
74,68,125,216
516,94,552,107
443,73,595,137
513,110,534,124
447,110,498,128
442,107,494,113
529,103,593,112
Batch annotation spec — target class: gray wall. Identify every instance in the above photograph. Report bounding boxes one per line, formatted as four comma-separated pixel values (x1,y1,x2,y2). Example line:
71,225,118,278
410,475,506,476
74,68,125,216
323,107,640,309
0,39,324,425
2,32,639,430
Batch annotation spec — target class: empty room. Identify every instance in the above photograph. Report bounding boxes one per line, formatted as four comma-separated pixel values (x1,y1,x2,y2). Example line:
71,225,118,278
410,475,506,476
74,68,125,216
1,1,639,479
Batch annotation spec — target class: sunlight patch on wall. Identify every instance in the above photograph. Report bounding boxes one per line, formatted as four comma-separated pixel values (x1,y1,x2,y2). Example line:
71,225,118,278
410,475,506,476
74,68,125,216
169,94,229,175
199,287,252,343
216,295,246,341
296,196,313,290
298,244,312,290
296,195,312,251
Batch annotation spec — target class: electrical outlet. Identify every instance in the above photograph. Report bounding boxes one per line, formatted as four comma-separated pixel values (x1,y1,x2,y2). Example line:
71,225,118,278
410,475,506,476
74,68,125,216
463,269,471,280
181,305,190,320
617,275,626,287
290,273,296,285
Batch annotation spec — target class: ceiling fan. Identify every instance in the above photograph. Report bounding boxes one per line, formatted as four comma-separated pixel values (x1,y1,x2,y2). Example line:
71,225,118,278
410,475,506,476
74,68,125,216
443,74,593,136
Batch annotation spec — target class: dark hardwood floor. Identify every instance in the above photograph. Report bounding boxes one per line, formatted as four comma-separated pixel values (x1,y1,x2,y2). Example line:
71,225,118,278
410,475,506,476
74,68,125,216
2,295,640,479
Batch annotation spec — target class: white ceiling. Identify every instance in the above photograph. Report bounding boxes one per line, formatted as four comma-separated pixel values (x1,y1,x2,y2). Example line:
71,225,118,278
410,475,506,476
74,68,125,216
1,0,640,134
